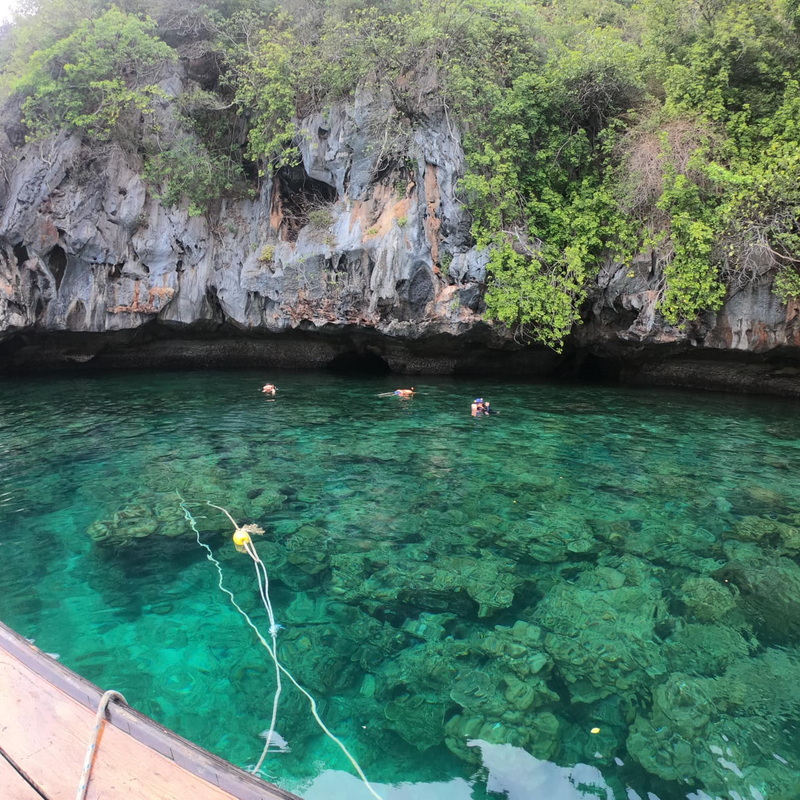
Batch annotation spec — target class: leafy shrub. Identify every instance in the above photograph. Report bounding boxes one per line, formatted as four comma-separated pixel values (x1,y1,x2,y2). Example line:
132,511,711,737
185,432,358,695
440,251,453,277
773,268,800,304
15,8,174,142
143,134,242,215
307,207,334,231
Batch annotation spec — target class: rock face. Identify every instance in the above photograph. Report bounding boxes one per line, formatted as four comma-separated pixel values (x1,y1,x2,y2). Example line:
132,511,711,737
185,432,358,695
1,67,799,392
576,253,800,394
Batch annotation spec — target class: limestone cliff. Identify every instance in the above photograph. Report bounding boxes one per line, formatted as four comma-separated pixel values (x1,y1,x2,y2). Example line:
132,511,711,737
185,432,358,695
1,64,799,394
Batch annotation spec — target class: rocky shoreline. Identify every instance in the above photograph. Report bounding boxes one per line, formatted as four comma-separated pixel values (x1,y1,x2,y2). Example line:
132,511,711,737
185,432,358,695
4,325,800,398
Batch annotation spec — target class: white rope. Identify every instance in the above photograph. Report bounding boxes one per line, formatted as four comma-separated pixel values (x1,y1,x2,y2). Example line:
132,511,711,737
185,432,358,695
180,499,383,800
180,497,281,765
75,689,127,800
204,502,283,774
243,539,282,774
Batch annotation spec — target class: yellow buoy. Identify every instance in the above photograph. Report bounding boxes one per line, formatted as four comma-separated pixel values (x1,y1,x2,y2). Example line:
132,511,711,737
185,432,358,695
590,727,601,734
233,529,252,552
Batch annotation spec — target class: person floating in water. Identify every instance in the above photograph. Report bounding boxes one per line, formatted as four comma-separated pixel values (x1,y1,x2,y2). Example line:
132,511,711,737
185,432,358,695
377,387,415,398
471,398,498,417
262,383,277,395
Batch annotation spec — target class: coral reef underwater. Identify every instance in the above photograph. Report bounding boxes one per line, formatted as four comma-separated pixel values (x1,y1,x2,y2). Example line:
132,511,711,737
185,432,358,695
5,372,800,799
87,487,800,799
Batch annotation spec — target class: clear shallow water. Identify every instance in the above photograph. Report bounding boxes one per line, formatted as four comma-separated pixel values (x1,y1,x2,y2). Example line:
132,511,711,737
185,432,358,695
2,371,800,799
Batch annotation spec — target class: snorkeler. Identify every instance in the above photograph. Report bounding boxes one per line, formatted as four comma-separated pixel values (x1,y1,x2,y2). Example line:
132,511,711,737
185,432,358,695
471,398,498,417
262,383,277,395
377,387,416,398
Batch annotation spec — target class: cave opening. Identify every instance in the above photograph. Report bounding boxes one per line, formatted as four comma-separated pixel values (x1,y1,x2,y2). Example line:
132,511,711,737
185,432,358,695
327,351,391,375
13,243,29,268
48,244,67,290
578,354,621,383
273,163,337,242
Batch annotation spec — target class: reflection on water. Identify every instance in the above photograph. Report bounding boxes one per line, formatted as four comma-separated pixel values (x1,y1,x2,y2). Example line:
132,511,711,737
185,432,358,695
1,371,800,799
302,742,616,800
301,772,474,800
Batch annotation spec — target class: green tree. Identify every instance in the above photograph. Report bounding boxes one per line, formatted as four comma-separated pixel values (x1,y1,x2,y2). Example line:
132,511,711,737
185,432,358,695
461,19,644,349
14,7,174,142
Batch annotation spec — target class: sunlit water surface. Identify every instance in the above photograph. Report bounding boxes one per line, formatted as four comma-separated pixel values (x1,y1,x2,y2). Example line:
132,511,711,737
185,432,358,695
2,371,800,800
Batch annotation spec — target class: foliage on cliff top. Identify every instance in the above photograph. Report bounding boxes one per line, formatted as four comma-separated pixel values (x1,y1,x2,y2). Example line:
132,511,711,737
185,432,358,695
2,0,800,345
12,8,174,142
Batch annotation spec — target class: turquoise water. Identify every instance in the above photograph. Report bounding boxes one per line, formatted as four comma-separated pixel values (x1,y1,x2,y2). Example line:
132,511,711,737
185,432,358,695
2,371,800,800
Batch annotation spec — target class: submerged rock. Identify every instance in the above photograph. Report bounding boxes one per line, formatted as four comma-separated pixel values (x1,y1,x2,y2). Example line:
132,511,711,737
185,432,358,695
721,647,800,720
679,575,738,622
285,525,332,574
444,710,561,763
712,548,800,643
329,549,522,618
664,622,754,676
383,693,447,750
400,612,455,642
729,514,800,555
628,671,799,799
88,497,184,546
533,567,668,704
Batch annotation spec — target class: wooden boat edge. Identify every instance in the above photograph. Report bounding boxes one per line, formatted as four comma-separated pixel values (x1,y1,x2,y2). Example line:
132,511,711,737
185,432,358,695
0,618,301,800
